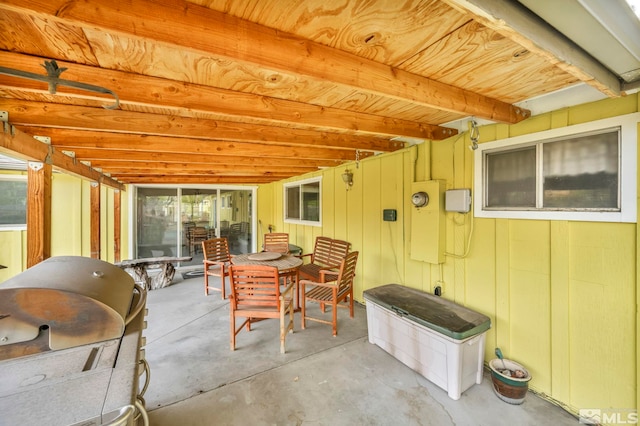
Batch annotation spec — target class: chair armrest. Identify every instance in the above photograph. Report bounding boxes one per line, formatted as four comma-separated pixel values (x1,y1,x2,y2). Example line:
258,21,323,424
299,278,337,288
319,267,339,283
203,259,229,271
280,282,295,301
297,253,313,262
282,282,294,295
204,258,232,264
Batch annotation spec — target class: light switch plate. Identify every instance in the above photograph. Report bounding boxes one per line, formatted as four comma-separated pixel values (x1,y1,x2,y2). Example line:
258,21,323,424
383,209,397,221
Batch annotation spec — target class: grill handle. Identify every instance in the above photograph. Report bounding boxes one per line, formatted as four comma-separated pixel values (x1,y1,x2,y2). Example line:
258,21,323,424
125,282,147,326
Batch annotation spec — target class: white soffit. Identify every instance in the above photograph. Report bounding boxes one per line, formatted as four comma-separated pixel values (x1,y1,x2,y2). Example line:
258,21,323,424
439,83,607,134
518,0,640,83
514,83,608,116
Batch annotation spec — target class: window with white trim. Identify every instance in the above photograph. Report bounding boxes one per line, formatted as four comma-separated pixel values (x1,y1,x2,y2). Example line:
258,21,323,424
284,177,321,226
474,113,638,223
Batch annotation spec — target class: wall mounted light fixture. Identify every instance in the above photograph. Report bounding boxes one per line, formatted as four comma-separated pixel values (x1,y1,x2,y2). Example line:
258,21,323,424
469,118,480,151
342,169,353,190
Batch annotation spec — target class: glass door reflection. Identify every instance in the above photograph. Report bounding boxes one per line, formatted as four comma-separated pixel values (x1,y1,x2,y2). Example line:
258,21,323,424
136,188,177,258
219,189,252,255
181,189,218,266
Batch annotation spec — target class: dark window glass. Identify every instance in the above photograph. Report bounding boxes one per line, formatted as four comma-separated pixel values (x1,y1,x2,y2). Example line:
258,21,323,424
301,182,320,221
543,132,618,208
286,186,300,220
0,179,27,226
486,147,536,208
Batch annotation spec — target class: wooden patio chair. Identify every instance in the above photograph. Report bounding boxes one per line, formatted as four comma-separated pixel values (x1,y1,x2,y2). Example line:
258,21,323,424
189,226,209,255
300,251,358,336
229,264,294,353
202,237,232,298
229,221,249,238
263,232,289,254
228,221,250,251
183,221,196,247
219,220,230,237
298,236,351,283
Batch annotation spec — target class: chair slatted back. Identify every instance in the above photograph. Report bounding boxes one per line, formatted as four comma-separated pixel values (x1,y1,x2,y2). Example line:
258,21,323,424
202,237,231,263
337,251,358,295
312,237,351,267
190,226,207,237
190,227,208,242
229,265,282,311
264,233,289,254
189,226,209,254
230,222,250,235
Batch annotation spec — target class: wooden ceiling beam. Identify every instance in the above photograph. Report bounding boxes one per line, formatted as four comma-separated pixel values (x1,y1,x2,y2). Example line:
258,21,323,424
16,126,372,162
115,175,276,184
110,170,296,177
89,161,317,175
0,0,530,123
41,147,342,169
2,100,402,152
89,160,317,172
0,51,454,140
0,122,124,190
110,171,297,178
51,141,359,162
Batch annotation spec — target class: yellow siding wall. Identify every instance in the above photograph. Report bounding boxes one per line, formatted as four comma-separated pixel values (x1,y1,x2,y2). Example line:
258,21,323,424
0,173,129,281
258,94,639,417
50,173,85,256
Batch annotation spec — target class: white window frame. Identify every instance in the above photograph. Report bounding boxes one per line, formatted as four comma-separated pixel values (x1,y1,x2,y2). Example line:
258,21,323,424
284,176,322,226
0,174,27,231
474,113,638,223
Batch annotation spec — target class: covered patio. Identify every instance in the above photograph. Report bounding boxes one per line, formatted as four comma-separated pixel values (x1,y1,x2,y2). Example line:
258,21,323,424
0,1,639,424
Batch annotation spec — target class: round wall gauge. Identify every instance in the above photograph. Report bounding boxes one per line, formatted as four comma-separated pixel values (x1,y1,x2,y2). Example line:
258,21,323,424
411,191,429,207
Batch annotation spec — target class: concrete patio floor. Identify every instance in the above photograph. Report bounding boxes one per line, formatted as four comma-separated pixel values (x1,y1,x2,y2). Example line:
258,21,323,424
142,273,579,425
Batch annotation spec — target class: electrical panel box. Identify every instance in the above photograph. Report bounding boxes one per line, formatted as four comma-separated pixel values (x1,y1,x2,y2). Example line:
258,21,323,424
410,180,445,264
383,209,397,222
446,189,471,213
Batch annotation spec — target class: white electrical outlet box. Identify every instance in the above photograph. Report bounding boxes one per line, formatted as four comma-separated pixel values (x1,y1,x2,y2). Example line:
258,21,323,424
445,189,471,213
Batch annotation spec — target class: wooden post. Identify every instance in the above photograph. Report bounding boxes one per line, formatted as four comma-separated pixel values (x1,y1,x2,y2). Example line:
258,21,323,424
26,161,51,267
114,189,121,263
90,182,100,259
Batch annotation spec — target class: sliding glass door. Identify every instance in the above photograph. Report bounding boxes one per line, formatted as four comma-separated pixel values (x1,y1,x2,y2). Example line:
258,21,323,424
134,186,254,267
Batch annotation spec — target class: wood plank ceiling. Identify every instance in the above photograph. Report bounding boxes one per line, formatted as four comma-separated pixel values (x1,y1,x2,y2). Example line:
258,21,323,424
0,0,624,185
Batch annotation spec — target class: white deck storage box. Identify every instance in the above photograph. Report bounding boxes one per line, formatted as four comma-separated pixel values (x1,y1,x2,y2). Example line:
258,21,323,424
364,284,491,400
